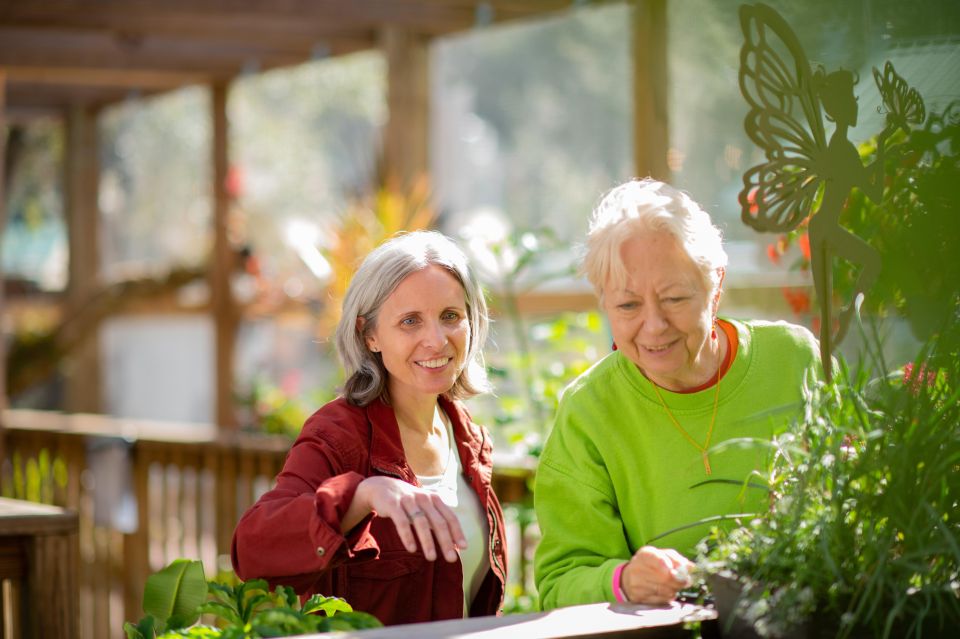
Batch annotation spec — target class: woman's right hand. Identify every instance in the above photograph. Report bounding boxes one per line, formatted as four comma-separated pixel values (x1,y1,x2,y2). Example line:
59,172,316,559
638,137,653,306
346,476,467,563
619,545,694,605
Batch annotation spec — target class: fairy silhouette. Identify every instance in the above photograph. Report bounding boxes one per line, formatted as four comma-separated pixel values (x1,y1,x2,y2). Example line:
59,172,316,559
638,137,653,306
737,3,925,379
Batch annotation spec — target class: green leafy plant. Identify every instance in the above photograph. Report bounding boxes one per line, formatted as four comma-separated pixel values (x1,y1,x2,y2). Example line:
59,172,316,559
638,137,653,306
124,559,381,638
234,377,317,438
696,335,960,638
465,226,606,450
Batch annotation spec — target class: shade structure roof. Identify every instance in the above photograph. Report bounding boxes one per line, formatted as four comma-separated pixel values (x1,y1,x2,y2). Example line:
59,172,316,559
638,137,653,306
0,0,597,119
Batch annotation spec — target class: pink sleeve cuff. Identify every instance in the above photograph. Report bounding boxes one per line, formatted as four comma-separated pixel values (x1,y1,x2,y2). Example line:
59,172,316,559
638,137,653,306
612,562,629,603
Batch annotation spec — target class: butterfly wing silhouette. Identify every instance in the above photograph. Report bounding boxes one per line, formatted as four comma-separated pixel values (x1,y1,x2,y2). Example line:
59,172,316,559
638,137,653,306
738,3,828,233
873,61,926,134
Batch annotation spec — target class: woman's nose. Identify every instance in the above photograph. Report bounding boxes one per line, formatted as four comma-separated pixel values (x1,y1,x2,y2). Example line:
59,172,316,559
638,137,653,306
641,303,669,331
422,320,449,348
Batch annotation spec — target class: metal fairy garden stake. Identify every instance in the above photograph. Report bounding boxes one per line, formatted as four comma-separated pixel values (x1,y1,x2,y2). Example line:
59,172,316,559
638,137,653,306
737,3,926,380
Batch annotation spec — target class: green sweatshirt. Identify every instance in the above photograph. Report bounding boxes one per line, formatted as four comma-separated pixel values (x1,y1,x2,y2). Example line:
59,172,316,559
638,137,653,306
534,319,821,609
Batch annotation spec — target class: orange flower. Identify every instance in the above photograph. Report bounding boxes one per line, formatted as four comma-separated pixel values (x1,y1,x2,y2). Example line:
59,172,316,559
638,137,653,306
781,287,811,314
746,187,759,216
798,233,811,260
766,243,781,264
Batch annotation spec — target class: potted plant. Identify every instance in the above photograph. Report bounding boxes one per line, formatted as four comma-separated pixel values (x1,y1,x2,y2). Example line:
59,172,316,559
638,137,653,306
694,319,960,638
124,559,382,638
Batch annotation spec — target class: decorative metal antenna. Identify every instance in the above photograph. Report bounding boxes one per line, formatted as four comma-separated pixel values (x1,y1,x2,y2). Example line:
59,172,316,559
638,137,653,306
737,3,925,380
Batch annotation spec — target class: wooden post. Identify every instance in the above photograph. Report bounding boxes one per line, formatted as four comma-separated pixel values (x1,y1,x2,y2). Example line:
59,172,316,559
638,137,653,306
381,26,430,191
122,444,151,626
64,105,103,414
1,70,7,429
210,83,238,428
632,0,670,182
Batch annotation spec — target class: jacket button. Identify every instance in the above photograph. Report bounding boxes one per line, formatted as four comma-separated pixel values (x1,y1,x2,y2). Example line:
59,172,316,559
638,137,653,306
493,539,500,550
316,546,326,556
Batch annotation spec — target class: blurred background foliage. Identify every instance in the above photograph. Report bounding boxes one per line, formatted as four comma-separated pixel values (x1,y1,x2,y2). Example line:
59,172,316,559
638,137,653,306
4,0,958,448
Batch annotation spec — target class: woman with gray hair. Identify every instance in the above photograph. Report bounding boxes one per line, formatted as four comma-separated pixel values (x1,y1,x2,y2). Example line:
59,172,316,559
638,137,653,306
233,231,507,625
534,178,820,609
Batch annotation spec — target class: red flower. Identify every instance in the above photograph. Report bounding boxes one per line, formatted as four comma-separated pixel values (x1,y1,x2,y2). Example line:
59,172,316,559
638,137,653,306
225,165,246,198
280,369,302,397
766,243,781,264
903,362,937,394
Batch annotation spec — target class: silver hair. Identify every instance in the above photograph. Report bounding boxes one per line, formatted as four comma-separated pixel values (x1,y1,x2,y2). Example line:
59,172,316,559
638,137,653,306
582,178,728,300
334,230,491,406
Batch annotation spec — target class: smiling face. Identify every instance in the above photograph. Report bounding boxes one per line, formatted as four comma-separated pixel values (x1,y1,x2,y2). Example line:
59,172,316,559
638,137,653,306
365,265,471,404
602,229,721,391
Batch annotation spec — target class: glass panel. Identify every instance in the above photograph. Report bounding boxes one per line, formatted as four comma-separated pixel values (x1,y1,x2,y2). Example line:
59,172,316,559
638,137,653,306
667,0,960,341
431,3,632,245
2,121,67,292
668,0,960,242
230,52,385,301
99,87,211,279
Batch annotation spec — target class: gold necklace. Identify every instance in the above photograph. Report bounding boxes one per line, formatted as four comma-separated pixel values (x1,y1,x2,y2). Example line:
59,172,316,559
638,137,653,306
650,353,722,475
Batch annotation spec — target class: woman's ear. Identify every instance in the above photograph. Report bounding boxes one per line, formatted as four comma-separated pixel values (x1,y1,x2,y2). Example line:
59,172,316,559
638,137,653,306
356,317,376,352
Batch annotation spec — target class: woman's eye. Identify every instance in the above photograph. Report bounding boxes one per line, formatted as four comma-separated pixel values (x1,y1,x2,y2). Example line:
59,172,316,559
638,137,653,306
617,302,637,311
401,317,418,326
663,297,686,304
442,311,460,321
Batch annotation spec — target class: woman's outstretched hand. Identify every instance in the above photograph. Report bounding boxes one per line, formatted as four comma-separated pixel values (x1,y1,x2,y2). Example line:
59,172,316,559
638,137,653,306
619,545,694,605
343,476,467,562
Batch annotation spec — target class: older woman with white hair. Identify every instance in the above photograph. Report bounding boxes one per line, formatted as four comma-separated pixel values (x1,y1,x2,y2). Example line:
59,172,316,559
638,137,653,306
534,178,821,609
233,231,506,625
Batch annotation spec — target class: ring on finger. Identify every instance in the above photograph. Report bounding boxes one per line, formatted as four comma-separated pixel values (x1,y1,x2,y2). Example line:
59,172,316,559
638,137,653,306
408,510,426,521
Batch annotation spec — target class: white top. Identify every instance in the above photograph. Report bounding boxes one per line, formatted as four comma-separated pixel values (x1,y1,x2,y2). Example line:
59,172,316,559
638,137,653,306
416,419,490,615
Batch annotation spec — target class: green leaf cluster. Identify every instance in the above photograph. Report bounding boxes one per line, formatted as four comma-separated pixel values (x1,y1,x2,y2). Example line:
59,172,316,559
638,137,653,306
697,338,960,638
124,559,381,639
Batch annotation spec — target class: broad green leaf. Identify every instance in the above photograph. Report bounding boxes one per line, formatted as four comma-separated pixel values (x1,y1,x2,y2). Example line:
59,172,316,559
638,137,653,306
301,594,353,615
197,601,242,626
157,626,222,638
327,611,383,630
239,592,271,623
142,559,207,631
124,615,156,639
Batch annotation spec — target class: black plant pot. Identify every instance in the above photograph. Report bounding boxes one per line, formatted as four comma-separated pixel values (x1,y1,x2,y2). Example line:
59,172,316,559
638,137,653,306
707,573,808,639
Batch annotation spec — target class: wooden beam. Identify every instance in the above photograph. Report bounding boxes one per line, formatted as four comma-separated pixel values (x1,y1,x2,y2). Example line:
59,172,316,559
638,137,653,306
0,69,7,416
632,0,669,181
3,65,210,90
0,1,469,35
6,83,147,113
0,9,372,47
381,25,430,191
0,0,605,43
210,83,238,429
0,27,328,76
63,104,103,413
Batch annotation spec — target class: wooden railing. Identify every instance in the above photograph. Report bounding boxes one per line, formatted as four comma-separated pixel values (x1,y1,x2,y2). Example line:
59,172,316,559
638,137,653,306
0,497,80,638
0,409,534,639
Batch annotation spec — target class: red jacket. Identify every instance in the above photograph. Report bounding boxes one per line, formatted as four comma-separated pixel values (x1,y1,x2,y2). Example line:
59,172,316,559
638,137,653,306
231,395,507,625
